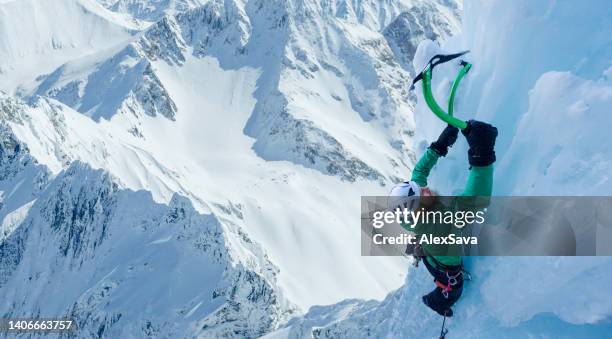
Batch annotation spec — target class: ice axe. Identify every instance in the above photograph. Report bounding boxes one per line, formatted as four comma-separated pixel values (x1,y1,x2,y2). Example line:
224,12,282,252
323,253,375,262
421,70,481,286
410,51,471,130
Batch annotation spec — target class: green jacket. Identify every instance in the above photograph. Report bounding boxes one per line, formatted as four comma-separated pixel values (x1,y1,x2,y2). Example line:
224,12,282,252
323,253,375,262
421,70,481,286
409,148,494,267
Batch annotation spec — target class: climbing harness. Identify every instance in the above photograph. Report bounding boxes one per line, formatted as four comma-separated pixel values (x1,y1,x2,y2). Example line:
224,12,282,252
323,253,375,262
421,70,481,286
410,51,472,130
435,270,463,299
424,255,465,299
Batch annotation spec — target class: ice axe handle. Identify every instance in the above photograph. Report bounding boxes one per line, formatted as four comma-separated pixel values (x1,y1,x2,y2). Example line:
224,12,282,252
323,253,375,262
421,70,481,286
422,68,468,130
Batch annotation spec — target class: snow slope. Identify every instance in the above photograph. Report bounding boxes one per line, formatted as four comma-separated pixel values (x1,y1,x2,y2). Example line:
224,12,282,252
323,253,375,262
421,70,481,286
267,0,612,337
0,0,142,94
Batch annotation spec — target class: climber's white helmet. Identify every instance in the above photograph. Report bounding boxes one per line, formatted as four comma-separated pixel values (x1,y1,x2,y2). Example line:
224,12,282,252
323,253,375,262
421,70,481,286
388,181,421,212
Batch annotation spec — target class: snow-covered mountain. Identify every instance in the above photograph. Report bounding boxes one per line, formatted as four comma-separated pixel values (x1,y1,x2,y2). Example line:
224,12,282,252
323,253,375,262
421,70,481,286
1,0,462,337
0,0,144,94
0,95,296,337
6,0,608,337
266,0,612,338
29,0,459,182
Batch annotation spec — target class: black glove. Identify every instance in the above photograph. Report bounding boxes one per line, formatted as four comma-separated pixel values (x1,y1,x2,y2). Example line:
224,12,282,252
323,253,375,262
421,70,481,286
462,120,498,166
430,124,459,157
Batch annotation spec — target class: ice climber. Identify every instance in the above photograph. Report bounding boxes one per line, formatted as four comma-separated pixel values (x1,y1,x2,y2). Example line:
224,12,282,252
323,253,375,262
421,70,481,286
389,120,498,317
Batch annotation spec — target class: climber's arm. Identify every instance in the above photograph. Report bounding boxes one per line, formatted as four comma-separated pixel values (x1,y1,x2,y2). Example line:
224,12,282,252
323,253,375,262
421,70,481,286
461,164,494,197
410,148,440,187
411,125,459,186
458,120,498,210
